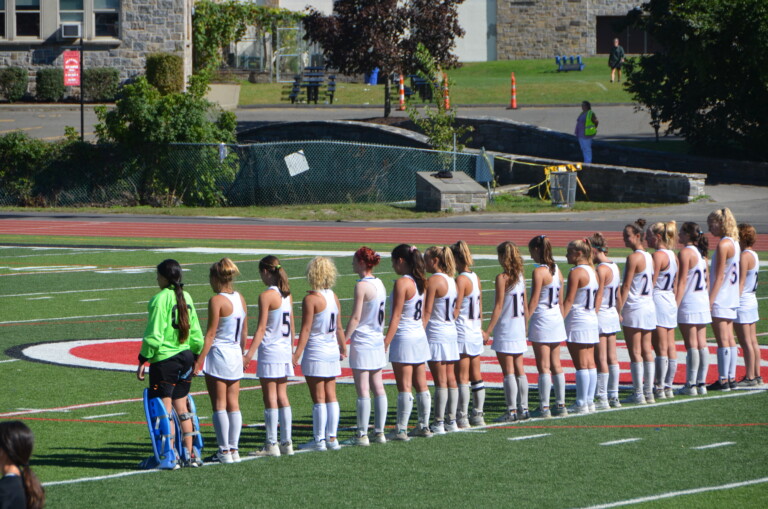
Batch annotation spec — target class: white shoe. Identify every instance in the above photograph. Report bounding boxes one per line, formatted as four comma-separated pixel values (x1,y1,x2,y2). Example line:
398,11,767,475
211,450,234,464
644,392,656,404
587,403,596,413
697,384,708,395
300,440,327,452
654,387,667,400
675,384,698,396
430,422,446,435
469,410,486,427
372,432,387,444
326,438,342,450
248,443,281,457
594,398,610,411
354,434,370,446
456,412,470,429
567,403,589,415
664,387,675,399
444,420,458,432
279,441,294,456
621,393,647,405
386,429,410,441
494,411,519,423
230,450,241,463
608,397,622,408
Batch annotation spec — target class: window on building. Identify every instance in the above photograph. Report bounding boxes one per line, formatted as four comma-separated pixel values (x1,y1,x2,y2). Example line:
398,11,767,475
0,0,6,38
94,0,118,37
60,0,83,24
15,0,40,37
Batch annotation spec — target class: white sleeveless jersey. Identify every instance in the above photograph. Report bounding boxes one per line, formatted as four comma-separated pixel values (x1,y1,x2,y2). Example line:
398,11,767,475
395,275,425,335
742,250,759,297
258,287,293,363
623,250,654,310
565,265,599,331
492,273,526,341
351,277,386,349
303,289,340,362
533,264,562,314
213,292,245,348
653,249,677,294
528,265,567,343
711,237,741,309
456,272,483,343
598,262,620,312
678,246,710,315
426,273,458,342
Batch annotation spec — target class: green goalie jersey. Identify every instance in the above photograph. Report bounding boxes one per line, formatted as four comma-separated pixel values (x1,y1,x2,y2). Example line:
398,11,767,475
140,287,204,363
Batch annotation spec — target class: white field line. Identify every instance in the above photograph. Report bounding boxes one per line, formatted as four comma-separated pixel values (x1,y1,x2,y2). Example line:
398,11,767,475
576,477,768,509
595,82,608,91
82,413,127,420
0,359,19,364
508,433,550,441
600,438,642,446
691,441,735,450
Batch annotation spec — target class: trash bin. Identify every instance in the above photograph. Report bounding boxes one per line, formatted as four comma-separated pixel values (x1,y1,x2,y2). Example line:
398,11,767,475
365,68,380,85
550,171,577,207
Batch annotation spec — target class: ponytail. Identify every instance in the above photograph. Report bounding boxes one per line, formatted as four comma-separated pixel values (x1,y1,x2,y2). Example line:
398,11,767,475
708,207,739,240
209,257,240,286
650,220,677,247
259,255,291,297
528,235,556,274
568,238,593,267
425,245,456,277
497,241,524,290
450,240,474,272
625,218,647,236
392,244,426,294
681,222,709,258
157,259,190,343
0,421,45,509
590,232,608,254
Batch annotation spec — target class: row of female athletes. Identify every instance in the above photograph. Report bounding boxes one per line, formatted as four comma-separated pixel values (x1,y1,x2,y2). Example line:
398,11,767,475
136,206,760,465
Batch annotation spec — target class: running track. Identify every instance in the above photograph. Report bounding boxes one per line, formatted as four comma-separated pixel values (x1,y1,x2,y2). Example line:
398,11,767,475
2,219,763,249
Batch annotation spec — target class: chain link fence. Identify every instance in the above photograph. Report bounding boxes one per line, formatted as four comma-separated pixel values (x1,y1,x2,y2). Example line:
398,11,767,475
0,140,487,207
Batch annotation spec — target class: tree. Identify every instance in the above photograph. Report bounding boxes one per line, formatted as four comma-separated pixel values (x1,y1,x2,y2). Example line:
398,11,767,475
303,0,465,117
624,0,768,161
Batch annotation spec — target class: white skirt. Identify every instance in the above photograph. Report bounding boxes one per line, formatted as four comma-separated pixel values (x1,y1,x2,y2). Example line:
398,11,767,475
567,328,599,344
736,295,759,324
653,292,678,329
711,305,737,320
678,310,712,325
459,340,484,356
301,359,341,378
528,310,567,343
257,361,294,379
491,337,527,355
622,305,656,331
598,308,621,335
389,331,430,364
349,346,387,370
203,344,243,381
428,341,459,362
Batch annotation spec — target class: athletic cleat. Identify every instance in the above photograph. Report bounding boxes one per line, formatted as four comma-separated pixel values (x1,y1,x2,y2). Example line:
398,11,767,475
387,429,410,442
608,397,622,408
519,409,531,420
697,384,707,395
728,379,738,390
326,438,342,450
621,393,646,405
186,450,203,467
567,404,589,415
230,450,241,463
756,376,764,386
372,432,387,444
209,450,234,464
587,403,596,413
707,380,729,392
594,398,610,411
249,443,281,457
469,410,486,427
494,411,518,423
456,414,470,429
354,434,370,447
736,377,757,388
644,392,656,404
444,420,458,432
654,388,667,400
531,407,551,418
410,426,434,438
279,441,295,456
675,384,698,396
300,440,327,452
430,422,446,435
664,387,675,399
551,404,569,417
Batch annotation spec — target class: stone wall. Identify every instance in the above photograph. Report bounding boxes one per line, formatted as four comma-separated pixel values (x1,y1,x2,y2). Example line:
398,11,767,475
0,0,191,95
496,0,637,59
416,172,488,212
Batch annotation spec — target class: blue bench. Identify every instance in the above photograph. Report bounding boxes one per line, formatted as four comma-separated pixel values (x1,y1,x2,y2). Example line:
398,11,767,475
556,55,585,72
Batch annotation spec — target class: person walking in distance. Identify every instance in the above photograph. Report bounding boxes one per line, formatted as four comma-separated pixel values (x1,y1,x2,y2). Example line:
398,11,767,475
575,101,598,164
609,38,625,83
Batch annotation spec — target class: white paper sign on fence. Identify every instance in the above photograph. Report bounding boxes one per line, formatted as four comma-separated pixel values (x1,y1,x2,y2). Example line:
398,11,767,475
285,150,310,176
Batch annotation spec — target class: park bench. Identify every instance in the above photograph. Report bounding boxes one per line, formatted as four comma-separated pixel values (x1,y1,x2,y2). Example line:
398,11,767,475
409,75,433,102
325,74,336,104
281,75,304,104
556,55,585,72
302,66,325,104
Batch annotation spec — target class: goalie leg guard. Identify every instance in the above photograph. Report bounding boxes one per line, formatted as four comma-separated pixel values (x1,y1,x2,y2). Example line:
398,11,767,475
173,394,203,466
142,388,177,470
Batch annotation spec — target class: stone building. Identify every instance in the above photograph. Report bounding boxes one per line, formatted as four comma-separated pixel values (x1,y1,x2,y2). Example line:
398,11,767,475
0,0,193,89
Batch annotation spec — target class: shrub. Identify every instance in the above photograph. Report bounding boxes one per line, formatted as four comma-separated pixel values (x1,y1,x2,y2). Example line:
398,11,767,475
36,68,66,102
0,67,28,102
145,53,184,95
83,68,120,102
0,131,55,205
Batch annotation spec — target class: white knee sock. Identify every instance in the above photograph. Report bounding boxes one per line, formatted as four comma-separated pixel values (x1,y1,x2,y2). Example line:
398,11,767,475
503,375,518,411
538,373,552,408
374,394,388,433
655,356,668,388
228,411,242,451
608,364,620,399
516,375,529,411
416,391,431,428
596,372,608,400
212,410,229,451
264,408,278,444
587,368,597,404
471,380,486,412
729,346,739,380
717,347,728,381
698,347,710,385
554,372,566,406
396,392,414,431
278,406,292,443
434,387,447,423
325,402,339,440
356,397,371,436
665,359,678,387
686,349,699,386
643,361,655,395
630,362,643,395
312,403,327,442
447,387,459,421
575,369,589,407
458,384,471,417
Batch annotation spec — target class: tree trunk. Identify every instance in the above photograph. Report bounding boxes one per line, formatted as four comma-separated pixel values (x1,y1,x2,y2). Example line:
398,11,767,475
384,73,391,118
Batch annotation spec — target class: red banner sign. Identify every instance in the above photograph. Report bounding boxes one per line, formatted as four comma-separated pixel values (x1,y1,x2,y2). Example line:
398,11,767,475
63,50,80,86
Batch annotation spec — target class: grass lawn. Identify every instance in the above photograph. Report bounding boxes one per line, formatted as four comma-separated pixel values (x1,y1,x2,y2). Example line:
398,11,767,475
238,57,634,106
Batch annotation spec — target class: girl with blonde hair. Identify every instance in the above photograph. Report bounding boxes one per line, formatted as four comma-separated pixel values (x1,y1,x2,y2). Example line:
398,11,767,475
292,256,346,451
735,224,761,386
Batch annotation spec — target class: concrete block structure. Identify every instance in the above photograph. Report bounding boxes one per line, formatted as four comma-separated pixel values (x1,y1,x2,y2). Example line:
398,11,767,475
416,171,488,212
